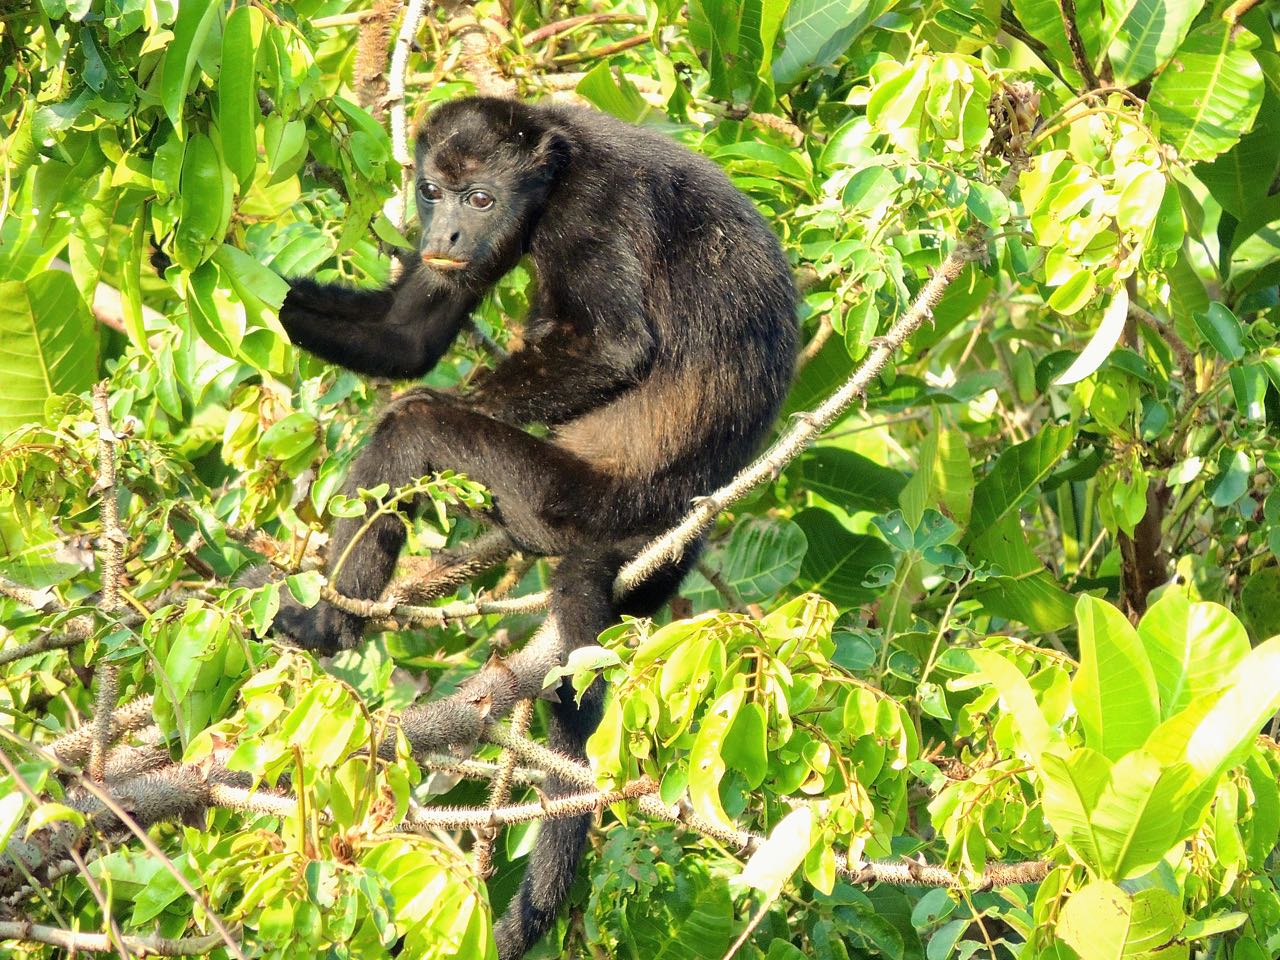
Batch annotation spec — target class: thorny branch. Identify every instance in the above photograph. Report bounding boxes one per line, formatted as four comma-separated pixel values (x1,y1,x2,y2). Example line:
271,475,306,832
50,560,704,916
90,382,126,784
0,921,231,956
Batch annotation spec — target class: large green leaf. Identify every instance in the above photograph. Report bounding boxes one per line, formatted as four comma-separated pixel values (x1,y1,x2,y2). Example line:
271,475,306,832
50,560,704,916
1194,88,1280,219
1088,751,1188,878
158,0,221,130
898,424,973,528
218,5,259,192
1072,596,1160,760
682,517,807,610
967,424,1075,533
1148,22,1263,163
1039,747,1110,869
1101,0,1204,86
773,0,891,85
972,570,1077,632
0,270,97,432
793,507,892,607
1171,636,1280,787
1058,882,1186,960
801,447,906,513
1137,590,1249,718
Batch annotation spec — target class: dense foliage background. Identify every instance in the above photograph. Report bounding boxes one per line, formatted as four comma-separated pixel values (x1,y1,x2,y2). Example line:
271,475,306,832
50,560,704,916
2,0,1280,957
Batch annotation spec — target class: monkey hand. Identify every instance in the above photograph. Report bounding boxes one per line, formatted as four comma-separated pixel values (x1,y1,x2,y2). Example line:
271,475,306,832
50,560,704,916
270,595,365,656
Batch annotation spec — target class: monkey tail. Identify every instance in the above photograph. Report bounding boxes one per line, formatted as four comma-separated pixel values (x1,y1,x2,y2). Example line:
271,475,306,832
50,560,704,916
491,541,703,959
491,678,604,960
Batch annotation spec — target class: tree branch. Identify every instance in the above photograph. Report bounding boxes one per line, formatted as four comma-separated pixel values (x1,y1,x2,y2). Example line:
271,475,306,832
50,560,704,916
488,724,1053,891
0,921,231,956
404,776,655,831
1055,0,1100,89
90,383,126,783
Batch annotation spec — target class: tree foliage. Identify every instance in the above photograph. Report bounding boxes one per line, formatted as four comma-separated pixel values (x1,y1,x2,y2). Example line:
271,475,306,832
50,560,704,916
1,0,1280,958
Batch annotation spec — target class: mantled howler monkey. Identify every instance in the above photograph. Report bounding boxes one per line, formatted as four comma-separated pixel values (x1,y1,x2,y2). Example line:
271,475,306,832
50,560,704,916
273,96,796,959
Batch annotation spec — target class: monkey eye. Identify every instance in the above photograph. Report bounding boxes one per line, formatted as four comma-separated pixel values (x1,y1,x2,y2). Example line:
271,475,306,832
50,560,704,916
466,190,495,211
419,181,443,203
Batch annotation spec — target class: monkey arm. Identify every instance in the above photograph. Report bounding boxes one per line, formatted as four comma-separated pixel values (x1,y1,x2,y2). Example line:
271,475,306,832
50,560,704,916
467,313,654,425
466,247,655,424
280,270,478,379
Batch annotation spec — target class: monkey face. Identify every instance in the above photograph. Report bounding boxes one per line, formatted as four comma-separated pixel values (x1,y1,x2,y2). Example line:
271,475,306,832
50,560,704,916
413,98,572,285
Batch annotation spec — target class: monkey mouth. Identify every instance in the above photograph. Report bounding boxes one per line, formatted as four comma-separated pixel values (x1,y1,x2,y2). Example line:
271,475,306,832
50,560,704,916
421,254,470,271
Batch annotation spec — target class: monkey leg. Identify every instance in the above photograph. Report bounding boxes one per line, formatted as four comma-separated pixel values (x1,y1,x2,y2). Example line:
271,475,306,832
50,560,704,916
272,393,613,653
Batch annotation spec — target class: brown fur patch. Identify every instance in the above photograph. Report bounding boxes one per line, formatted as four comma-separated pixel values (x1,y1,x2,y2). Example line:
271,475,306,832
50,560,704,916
553,370,713,477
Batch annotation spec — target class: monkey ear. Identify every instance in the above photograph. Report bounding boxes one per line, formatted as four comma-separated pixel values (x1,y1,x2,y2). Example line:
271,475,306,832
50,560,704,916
533,128,572,176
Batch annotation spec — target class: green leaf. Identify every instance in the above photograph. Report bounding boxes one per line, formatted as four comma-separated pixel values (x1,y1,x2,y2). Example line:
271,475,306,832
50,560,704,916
219,5,259,192
802,447,907,513
738,806,812,896
1102,0,1205,86
1138,590,1249,718
1192,302,1245,360
176,133,233,269
689,686,745,828
968,425,1074,532
1054,288,1129,385
774,0,890,85
1241,567,1280,641
1185,637,1280,784
793,508,894,606
0,271,97,433
1088,751,1188,878
683,517,806,610
722,700,768,788
1195,94,1280,219
159,0,221,130
1228,217,1280,284
1058,882,1185,960
1039,747,1110,869
1148,22,1263,163
574,63,651,123
963,649,1052,759
1072,596,1160,760
899,423,973,528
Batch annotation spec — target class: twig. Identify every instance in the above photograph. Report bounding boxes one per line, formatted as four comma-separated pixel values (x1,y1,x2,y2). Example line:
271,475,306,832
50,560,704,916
1224,0,1262,22
385,0,430,237
355,0,401,119
521,13,646,46
50,695,156,764
1056,0,1100,89
795,316,835,372
90,383,126,783
404,776,655,831
0,631,89,668
489,724,1053,891
0,922,230,956
1130,302,1196,415
0,575,57,610
421,752,545,785
550,33,650,65
695,559,749,614
474,698,533,877
454,8,514,95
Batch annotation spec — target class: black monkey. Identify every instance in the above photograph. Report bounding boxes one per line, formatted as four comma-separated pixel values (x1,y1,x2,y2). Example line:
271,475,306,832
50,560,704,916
273,97,796,958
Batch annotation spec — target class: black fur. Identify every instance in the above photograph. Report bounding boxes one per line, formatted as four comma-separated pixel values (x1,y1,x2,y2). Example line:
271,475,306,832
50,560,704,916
272,97,796,958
